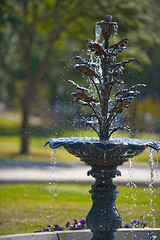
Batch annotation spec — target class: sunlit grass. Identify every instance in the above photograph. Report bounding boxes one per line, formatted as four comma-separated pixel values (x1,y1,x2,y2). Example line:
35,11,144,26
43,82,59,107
0,136,78,162
0,184,159,235
0,116,20,135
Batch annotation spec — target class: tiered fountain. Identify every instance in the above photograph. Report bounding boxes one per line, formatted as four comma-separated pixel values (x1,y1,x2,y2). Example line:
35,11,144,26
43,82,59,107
46,15,160,240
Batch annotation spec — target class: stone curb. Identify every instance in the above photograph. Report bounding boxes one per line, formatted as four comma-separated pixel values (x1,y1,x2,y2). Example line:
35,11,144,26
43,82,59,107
0,229,160,240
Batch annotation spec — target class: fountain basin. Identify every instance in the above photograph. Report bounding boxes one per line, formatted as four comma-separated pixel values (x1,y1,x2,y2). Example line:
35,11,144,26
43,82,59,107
45,137,160,167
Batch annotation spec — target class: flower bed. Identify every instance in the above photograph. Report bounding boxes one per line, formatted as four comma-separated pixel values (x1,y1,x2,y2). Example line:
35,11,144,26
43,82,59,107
35,219,147,233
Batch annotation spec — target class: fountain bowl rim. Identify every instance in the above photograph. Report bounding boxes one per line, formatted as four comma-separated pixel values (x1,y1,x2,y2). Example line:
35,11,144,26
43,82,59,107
45,137,160,151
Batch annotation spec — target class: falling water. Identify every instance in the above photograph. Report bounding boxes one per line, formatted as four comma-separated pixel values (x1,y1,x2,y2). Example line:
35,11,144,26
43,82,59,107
41,149,57,225
125,159,137,219
49,149,57,218
125,151,159,228
113,23,118,37
95,24,102,43
146,148,157,228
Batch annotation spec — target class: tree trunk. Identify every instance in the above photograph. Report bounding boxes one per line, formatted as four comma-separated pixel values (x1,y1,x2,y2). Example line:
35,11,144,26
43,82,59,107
20,97,31,154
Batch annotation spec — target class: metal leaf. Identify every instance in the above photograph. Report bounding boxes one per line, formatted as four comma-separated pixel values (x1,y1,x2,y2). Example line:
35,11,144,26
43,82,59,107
71,55,96,68
75,64,99,78
86,40,106,56
71,56,88,64
110,58,139,71
109,38,129,49
109,79,124,86
71,92,98,103
115,84,145,97
66,80,91,93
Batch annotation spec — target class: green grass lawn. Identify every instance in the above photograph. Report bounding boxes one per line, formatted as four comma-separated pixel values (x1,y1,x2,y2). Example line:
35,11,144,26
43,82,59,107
0,136,79,163
0,184,159,235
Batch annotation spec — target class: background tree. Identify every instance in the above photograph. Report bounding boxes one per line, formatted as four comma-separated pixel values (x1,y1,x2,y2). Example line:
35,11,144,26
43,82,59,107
0,0,159,154
0,0,95,154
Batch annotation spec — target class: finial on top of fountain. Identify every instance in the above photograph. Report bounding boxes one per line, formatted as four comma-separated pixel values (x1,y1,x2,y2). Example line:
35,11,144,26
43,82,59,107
105,15,112,22
96,15,117,42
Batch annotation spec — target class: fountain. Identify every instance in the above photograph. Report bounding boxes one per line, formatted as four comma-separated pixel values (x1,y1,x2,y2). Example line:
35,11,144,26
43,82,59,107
45,15,160,240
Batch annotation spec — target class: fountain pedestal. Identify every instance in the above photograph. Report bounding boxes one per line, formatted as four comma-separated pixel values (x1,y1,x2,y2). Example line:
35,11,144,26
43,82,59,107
86,167,122,240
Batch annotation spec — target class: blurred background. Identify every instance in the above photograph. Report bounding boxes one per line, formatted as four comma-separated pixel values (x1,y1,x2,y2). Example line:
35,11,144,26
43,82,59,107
0,0,160,157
